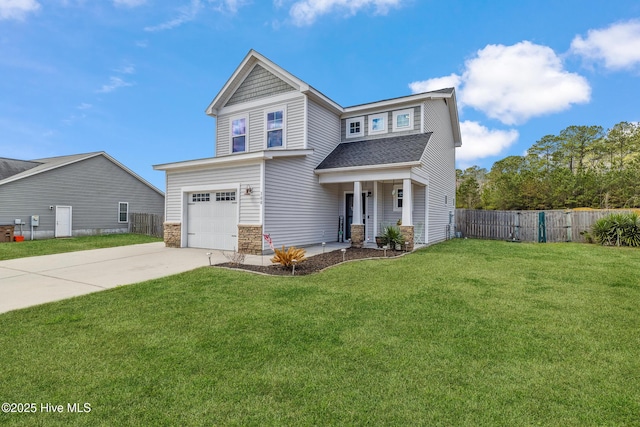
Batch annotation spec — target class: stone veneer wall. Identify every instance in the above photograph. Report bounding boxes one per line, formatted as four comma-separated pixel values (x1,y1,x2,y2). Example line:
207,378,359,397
164,222,181,248
238,224,263,255
350,224,365,248
400,225,414,251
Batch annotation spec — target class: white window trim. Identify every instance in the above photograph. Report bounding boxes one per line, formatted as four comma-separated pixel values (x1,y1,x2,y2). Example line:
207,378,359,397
392,109,414,133
393,185,403,212
368,113,387,135
230,114,248,153
346,116,364,139
264,106,286,149
118,202,129,223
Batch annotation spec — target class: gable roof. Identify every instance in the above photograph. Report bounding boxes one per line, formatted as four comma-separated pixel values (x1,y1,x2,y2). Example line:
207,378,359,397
0,152,164,196
205,49,342,117
205,49,462,147
0,158,41,180
316,133,432,171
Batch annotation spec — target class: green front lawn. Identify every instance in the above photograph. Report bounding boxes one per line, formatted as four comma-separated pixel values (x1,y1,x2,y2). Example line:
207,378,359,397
1,239,639,425
0,234,162,261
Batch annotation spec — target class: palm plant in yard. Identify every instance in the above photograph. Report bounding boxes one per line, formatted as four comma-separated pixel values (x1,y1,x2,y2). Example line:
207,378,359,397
591,212,640,247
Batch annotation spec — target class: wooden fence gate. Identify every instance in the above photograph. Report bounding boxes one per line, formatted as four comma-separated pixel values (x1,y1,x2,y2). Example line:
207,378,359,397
455,209,632,243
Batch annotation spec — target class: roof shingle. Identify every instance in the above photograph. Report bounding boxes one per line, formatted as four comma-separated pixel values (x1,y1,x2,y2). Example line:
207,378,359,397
315,132,432,170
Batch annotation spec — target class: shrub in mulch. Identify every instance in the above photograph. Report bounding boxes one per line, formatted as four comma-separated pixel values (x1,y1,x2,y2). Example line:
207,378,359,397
215,247,404,276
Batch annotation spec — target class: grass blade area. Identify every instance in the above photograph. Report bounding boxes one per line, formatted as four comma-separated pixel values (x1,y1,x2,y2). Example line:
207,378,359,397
0,239,638,425
0,234,162,261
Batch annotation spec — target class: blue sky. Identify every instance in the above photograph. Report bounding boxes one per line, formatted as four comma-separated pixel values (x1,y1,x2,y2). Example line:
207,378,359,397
1,0,639,191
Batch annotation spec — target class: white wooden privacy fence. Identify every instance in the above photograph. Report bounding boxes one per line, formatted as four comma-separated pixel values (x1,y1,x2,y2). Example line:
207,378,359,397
129,213,164,238
455,209,633,243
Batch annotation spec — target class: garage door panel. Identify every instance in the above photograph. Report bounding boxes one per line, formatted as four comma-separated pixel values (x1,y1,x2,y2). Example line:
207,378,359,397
187,191,237,250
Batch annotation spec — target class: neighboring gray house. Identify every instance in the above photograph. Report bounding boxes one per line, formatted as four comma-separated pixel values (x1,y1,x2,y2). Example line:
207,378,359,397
0,152,165,240
154,50,462,254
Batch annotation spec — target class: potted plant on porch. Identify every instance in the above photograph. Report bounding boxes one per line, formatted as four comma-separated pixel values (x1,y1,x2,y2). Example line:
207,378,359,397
381,225,405,251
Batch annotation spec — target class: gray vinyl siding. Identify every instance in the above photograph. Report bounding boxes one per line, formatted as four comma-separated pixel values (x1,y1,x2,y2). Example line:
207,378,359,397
419,99,457,243
263,98,341,250
216,95,305,156
165,163,261,224
225,64,296,107
0,155,164,239
341,106,421,142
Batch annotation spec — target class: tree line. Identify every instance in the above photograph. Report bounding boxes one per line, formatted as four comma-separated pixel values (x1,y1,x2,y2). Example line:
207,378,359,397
456,122,640,210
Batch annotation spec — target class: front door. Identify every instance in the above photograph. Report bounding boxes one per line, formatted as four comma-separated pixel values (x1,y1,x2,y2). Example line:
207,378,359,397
345,193,366,240
55,206,72,237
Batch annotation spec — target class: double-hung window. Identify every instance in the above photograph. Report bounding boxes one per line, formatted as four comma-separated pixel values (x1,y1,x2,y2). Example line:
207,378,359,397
118,202,129,223
231,116,247,153
266,109,284,148
393,186,403,212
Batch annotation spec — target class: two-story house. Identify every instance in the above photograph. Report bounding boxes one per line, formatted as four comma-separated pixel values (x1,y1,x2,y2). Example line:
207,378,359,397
154,50,462,254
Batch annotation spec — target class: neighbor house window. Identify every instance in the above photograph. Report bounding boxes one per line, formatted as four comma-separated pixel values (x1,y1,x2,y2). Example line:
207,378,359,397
118,202,129,223
266,109,284,148
393,186,403,212
346,116,364,138
231,116,247,153
368,113,387,135
392,109,414,132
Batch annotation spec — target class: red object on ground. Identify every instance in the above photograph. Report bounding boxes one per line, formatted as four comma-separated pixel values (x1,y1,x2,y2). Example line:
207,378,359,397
14,236,24,242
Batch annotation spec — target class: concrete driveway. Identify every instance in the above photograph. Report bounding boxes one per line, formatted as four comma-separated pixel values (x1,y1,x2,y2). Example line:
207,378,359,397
0,242,224,314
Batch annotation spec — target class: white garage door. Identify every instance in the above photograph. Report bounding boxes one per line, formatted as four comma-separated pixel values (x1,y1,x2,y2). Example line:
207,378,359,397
187,191,238,250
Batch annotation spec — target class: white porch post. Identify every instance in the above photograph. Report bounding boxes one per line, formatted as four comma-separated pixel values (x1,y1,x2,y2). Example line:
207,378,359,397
353,181,362,225
373,180,378,237
402,178,412,226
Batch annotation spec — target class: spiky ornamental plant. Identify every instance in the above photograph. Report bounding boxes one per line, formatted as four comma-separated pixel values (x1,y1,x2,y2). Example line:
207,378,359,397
591,212,640,247
270,246,307,268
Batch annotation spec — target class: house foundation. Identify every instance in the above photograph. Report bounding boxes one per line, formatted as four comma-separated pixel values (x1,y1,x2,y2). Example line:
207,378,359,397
400,225,414,251
238,224,263,255
163,222,181,248
350,224,365,248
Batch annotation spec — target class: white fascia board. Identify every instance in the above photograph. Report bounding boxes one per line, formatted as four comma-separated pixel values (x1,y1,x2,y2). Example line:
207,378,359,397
342,91,453,116
316,162,420,184
303,87,343,115
153,150,313,172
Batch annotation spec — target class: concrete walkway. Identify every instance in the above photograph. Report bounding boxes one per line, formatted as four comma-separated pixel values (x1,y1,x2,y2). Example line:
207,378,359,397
0,241,352,314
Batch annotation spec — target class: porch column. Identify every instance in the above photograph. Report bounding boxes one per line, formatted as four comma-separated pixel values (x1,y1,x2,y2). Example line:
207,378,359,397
351,181,364,248
400,178,414,251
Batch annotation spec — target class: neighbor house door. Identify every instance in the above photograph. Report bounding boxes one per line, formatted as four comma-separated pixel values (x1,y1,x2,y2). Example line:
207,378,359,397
55,206,72,237
345,193,366,240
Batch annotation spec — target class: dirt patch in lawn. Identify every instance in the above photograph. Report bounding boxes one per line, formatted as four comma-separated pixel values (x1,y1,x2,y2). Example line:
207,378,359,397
215,247,405,276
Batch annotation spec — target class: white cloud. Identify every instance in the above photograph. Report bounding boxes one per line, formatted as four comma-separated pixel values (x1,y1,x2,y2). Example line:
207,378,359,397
115,64,135,74
289,0,401,26
0,0,40,20
456,120,519,164
113,0,146,7
97,76,133,93
461,41,590,125
144,0,203,32
570,20,640,70
77,103,92,110
409,73,461,94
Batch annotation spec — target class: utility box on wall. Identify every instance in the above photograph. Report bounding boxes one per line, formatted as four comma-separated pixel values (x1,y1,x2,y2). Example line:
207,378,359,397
31,215,39,226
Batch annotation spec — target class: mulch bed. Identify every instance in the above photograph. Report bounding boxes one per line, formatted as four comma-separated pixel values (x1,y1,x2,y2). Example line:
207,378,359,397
215,247,405,276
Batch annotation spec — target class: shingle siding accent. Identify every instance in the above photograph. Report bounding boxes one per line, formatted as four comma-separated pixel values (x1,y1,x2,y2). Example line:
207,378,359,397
316,133,431,170
225,64,296,107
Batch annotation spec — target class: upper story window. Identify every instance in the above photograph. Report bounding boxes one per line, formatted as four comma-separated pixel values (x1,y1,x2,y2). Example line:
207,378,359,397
392,109,414,132
231,116,247,153
266,109,284,148
368,113,387,135
346,116,364,139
